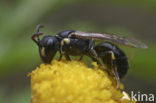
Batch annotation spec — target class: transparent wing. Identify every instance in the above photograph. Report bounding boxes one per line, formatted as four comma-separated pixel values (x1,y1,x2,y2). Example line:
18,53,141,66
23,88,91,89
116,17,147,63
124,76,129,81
69,31,148,48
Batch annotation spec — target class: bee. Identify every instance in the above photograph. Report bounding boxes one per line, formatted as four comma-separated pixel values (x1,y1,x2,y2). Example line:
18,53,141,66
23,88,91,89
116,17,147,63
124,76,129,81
32,24,147,89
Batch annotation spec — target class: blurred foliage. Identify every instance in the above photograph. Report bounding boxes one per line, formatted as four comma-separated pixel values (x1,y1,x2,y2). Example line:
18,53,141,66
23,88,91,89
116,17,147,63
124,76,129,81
0,86,30,103
130,46,156,81
0,0,156,103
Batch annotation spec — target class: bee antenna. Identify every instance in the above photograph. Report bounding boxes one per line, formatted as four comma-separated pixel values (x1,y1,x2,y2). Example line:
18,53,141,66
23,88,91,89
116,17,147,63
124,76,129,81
36,24,44,33
35,24,44,41
31,24,44,45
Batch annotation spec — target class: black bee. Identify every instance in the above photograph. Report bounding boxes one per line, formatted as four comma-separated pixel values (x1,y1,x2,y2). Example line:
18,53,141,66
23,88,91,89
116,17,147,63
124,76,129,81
31,24,147,89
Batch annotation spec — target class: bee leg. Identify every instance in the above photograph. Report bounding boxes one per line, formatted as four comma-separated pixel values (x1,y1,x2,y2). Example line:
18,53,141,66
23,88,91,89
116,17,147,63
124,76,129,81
88,40,98,57
31,33,43,45
88,40,101,65
88,39,94,49
59,47,71,61
58,54,71,61
65,54,71,60
99,51,120,89
112,60,120,89
58,48,63,61
78,56,83,61
107,51,120,89
91,57,101,65
58,54,63,61
90,46,101,64
60,45,64,54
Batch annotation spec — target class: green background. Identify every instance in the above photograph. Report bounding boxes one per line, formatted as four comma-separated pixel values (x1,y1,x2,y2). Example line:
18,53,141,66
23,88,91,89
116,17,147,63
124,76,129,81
0,0,156,103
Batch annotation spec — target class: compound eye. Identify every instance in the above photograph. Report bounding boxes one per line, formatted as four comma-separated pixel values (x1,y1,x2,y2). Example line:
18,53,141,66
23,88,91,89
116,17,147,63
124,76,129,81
41,47,46,57
47,39,54,46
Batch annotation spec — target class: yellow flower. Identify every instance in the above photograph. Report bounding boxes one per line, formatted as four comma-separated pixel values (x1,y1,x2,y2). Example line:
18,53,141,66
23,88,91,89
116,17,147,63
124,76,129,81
29,60,136,103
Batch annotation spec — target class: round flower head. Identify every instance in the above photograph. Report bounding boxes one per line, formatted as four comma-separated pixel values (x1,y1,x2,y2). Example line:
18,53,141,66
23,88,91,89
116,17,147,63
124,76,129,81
29,60,135,103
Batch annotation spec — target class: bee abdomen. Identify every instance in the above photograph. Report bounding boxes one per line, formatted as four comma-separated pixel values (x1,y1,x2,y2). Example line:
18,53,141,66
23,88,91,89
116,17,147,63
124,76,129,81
115,54,129,79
